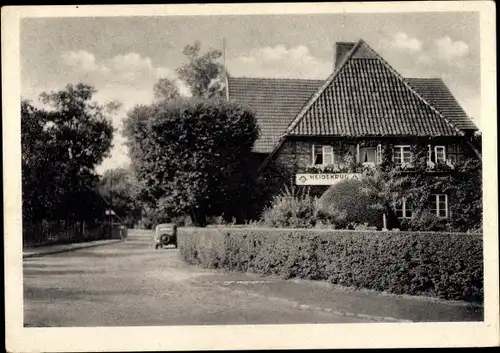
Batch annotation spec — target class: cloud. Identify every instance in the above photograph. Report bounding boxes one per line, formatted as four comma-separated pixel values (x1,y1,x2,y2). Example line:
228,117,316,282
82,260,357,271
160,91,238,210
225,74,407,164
229,44,331,79
377,32,475,80
57,50,197,173
108,52,153,72
381,32,423,53
61,50,109,74
434,36,469,59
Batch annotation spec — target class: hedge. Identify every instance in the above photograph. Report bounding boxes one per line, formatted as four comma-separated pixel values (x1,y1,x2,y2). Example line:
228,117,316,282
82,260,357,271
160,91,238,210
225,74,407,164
179,227,483,303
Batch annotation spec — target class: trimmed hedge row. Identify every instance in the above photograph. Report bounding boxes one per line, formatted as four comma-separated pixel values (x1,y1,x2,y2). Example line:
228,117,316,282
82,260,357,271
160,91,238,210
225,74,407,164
179,227,483,303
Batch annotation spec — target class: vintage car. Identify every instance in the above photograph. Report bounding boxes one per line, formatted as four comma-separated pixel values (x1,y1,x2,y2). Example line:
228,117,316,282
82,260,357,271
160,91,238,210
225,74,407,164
154,223,178,249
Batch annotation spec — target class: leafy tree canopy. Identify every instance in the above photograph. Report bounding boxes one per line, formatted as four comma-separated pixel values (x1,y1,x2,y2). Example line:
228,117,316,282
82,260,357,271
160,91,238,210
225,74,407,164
153,78,181,102
153,41,225,101
21,83,116,224
98,167,142,226
123,98,259,226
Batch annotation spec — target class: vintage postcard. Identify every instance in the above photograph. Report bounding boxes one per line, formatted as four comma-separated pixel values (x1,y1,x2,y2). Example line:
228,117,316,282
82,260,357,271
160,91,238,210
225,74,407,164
3,2,498,351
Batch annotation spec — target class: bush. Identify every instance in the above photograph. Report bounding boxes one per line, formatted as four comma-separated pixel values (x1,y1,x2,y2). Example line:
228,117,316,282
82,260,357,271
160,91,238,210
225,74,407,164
399,211,450,232
180,227,483,303
260,185,346,228
317,179,384,229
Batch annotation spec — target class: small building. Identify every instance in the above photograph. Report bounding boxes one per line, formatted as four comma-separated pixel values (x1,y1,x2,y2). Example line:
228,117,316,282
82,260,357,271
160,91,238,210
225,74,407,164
227,39,480,222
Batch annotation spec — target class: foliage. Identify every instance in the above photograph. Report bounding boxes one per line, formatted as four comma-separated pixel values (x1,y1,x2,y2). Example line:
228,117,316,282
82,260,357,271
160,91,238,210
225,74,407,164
180,227,483,303
175,40,226,98
317,179,384,229
98,167,143,227
153,78,181,102
153,40,226,101
123,98,259,226
21,84,115,227
261,186,317,228
360,147,482,231
260,184,348,229
399,211,450,232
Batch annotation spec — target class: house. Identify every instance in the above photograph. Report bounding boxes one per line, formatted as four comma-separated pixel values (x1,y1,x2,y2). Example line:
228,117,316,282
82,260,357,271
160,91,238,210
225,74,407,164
227,39,480,222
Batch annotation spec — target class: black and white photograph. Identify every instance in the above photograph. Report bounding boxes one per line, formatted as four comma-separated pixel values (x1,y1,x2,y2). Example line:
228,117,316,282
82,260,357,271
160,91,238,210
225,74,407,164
3,2,499,351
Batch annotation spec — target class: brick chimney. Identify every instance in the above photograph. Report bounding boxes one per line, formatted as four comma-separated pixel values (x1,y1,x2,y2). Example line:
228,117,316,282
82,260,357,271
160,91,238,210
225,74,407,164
335,42,356,69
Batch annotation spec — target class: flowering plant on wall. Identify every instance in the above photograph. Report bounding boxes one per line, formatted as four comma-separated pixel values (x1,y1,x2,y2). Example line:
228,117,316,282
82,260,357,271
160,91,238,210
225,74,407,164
305,164,348,173
426,159,455,172
397,162,415,171
304,161,366,174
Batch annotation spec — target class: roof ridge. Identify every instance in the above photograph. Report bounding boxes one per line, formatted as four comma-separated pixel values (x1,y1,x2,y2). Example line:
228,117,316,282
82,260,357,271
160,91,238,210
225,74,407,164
358,41,464,136
228,76,324,82
259,40,366,172
283,39,365,137
406,77,443,80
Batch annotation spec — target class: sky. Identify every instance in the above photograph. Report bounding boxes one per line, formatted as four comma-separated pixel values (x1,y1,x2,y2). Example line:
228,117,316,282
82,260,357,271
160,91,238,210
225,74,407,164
20,12,481,174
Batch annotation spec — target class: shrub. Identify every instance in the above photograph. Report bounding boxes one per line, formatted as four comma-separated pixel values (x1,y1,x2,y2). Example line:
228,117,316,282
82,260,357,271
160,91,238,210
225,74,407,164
260,185,345,228
399,211,450,232
317,179,384,229
180,227,483,303
261,194,316,228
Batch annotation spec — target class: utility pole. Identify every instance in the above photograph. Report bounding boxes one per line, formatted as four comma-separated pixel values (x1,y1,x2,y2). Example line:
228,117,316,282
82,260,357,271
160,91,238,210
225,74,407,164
223,37,229,101
109,176,113,239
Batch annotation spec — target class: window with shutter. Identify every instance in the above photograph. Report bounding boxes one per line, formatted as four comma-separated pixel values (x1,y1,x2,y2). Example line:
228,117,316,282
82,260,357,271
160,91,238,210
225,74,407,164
376,144,382,164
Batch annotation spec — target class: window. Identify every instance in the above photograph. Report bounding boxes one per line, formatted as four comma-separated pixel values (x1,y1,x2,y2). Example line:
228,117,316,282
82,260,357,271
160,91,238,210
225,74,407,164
312,144,338,165
360,147,377,165
393,145,412,165
376,144,382,164
430,194,448,218
322,145,334,165
312,144,323,165
427,145,447,163
447,144,462,164
434,146,446,163
395,198,413,219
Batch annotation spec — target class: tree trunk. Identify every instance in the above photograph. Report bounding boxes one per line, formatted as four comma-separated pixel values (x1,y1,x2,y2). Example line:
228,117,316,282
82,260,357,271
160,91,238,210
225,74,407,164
190,209,207,227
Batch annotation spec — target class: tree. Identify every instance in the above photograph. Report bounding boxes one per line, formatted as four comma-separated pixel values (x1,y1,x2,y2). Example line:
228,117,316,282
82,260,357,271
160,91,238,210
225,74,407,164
359,167,409,229
175,40,225,99
153,78,181,102
123,98,259,226
98,167,142,227
21,83,116,233
21,100,59,222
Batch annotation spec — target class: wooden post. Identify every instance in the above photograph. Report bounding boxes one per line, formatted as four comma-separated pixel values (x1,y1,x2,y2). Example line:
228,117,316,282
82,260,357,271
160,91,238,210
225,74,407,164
356,143,360,163
383,213,387,231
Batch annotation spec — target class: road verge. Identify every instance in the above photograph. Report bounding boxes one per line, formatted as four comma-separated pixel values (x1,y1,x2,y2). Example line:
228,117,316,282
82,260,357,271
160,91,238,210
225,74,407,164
23,239,124,259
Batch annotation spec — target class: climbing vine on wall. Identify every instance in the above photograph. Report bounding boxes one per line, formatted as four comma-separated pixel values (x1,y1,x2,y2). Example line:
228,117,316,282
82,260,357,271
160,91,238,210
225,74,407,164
361,155,482,232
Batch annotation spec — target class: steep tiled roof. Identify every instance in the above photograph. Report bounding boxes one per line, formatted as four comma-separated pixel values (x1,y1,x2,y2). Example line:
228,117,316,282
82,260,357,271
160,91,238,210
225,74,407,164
287,40,463,137
227,77,323,153
406,78,478,131
228,41,476,158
